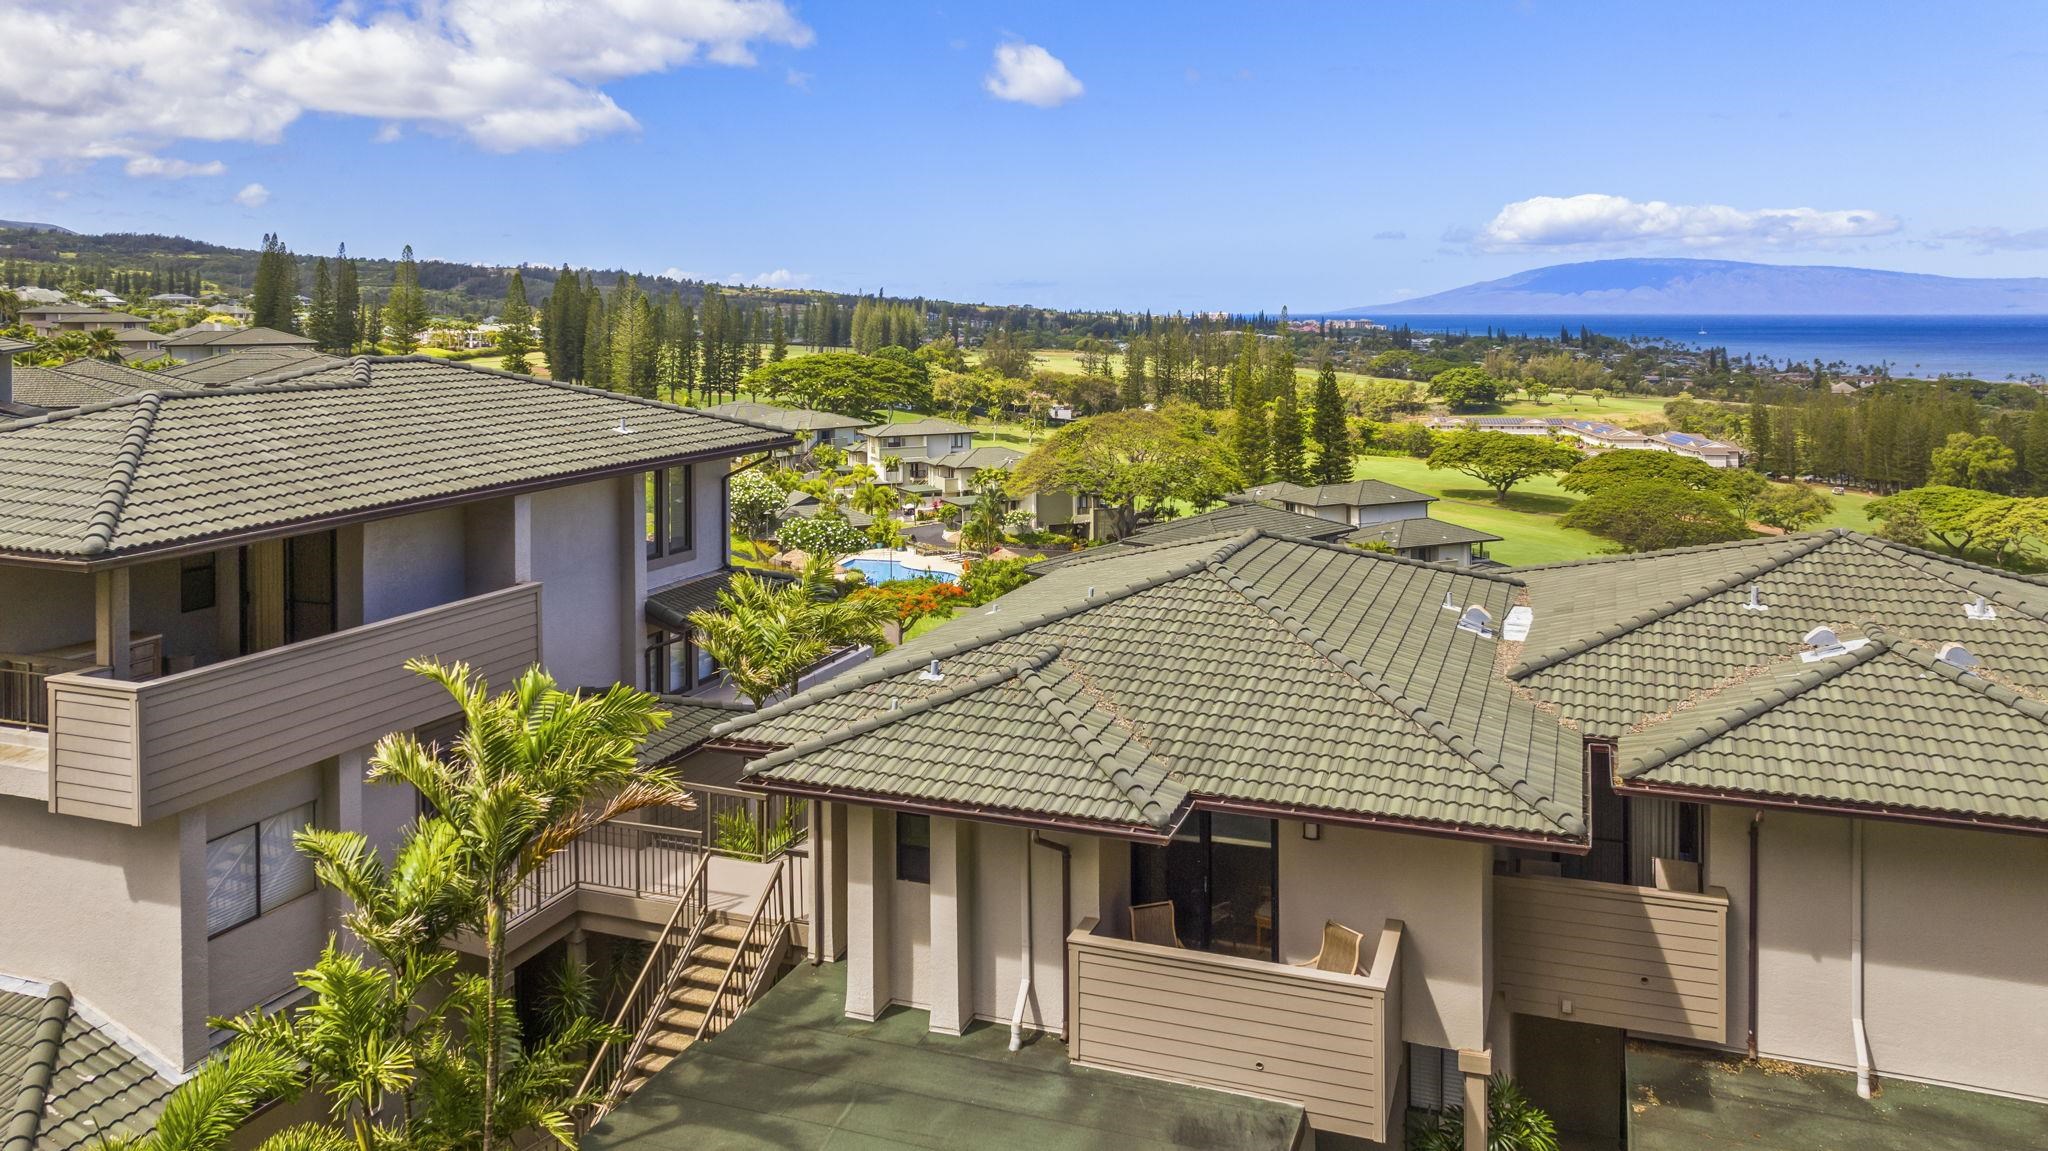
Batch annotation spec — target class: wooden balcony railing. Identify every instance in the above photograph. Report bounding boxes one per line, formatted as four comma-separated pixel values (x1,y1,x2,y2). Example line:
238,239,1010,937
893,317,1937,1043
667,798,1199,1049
1494,873,1730,1043
1065,916,1404,1142
42,583,542,824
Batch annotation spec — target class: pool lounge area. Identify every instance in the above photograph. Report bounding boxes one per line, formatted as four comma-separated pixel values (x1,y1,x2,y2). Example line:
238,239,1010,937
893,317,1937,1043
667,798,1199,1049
839,548,967,585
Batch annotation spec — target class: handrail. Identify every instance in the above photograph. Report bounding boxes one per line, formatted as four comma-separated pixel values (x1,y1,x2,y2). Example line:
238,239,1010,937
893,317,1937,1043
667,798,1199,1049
574,850,711,1121
691,856,788,1043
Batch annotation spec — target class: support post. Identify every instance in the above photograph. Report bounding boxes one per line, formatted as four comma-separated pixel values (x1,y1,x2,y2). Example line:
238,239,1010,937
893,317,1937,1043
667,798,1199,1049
94,567,131,679
844,806,892,1021
1459,1048,1492,1151
929,817,973,1035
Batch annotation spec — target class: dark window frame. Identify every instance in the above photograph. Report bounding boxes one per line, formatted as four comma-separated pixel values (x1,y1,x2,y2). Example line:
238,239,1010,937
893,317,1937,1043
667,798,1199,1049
180,554,216,613
204,802,316,939
647,466,697,561
895,812,931,883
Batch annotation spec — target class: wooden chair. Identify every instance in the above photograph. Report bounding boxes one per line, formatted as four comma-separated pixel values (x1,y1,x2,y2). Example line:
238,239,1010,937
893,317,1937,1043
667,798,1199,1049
1295,920,1366,975
1128,901,1181,948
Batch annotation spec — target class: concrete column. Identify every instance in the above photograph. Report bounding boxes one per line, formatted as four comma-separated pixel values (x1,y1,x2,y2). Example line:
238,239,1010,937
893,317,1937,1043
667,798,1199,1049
1459,1048,1492,1151
618,475,647,688
214,548,241,657
928,817,973,1035
845,806,893,1021
510,494,535,583
176,810,210,1069
94,567,131,679
566,928,589,974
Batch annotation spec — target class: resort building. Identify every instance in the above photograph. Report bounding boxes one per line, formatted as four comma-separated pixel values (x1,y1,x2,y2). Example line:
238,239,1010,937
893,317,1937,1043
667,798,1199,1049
1223,481,1500,565
852,417,976,484
158,325,316,364
1650,430,1747,467
16,305,153,337
582,527,2048,1150
700,401,869,457
0,355,791,1109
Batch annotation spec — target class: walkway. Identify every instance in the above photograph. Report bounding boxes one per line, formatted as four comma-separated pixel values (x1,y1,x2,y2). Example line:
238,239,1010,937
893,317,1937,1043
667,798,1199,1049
583,963,1307,1151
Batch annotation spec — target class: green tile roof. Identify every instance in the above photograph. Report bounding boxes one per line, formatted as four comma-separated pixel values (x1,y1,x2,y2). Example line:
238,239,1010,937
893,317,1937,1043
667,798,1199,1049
639,696,754,767
154,349,338,386
1028,502,1352,574
160,325,313,349
722,533,1584,842
8,367,145,411
1345,517,1501,551
860,418,974,438
0,356,791,561
929,446,1024,471
0,984,171,1151
699,401,869,432
646,568,793,630
1230,479,1434,509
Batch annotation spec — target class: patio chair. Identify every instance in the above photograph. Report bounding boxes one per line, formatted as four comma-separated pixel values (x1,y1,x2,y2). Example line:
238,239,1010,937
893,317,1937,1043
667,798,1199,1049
1128,901,1181,948
1294,919,1366,975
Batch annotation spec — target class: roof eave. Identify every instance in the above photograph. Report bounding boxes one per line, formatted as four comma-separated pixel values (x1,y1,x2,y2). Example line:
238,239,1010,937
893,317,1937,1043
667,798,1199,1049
745,776,1179,844
1615,777,2048,838
1195,795,1592,853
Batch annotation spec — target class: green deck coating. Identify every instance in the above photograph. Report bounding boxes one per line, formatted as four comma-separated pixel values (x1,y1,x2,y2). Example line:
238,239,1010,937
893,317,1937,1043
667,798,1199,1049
1625,1040,2048,1151
583,963,1306,1151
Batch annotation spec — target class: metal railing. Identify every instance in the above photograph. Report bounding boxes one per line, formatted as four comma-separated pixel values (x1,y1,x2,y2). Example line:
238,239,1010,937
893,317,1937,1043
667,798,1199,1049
575,851,712,1123
0,653,91,731
504,807,706,927
692,855,791,1044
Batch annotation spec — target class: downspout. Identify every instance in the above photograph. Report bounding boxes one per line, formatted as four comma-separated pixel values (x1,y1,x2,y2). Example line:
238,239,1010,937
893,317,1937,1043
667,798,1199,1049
1851,819,1874,1098
807,799,824,965
1032,833,1072,1041
1009,826,1034,1051
1747,810,1761,1059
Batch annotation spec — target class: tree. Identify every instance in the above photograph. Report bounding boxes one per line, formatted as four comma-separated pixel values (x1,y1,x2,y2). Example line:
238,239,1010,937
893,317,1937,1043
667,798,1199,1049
730,469,786,561
961,469,1009,553
1711,468,1770,523
980,326,1033,379
1961,496,2048,565
1228,333,1268,482
250,233,300,333
1270,373,1307,484
958,556,1037,605
1561,450,1720,496
1752,483,1834,532
1012,403,1243,539
743,352,928,420
384,244,429,355
332,244,360,355
688,565,892,708
306,257,334,353
365,662,679,1151
776,514,871,558
769,308,788,362
1309,360,1352,485
499,269,534,374
1928,431,2018,492
1559,481,1751,552
1427,432,1581,498
1427,367,1501,411
1867,486,2006,554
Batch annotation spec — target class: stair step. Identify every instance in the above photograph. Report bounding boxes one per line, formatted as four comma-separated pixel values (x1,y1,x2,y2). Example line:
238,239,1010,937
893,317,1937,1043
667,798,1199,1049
668,985,718,1008
658,1003,708,1028
632,1052,674,1077
693,944,739,966
648,1030,697,1055
701,924,748,944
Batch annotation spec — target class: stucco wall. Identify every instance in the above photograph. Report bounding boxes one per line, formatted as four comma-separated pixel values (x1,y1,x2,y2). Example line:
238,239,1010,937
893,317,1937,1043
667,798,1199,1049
1708,804,2048,1100
0,566,96,653
646,463,730,591
201,767,328,1026
362,507,468,623
1353,501,1433,527
0,794,188,1068
527,478,631,689
966,826,1086,1035
1278,821,1491,1052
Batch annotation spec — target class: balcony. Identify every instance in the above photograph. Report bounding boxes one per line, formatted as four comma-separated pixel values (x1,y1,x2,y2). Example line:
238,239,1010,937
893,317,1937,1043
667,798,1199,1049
1064,915,1404,1142
38,583,541,825
1493,873,1730,1043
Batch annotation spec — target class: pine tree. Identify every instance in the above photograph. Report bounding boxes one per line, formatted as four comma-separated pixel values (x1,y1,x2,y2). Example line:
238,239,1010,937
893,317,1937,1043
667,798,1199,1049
582,282,610,389
333,245,360,354
700,286,725,399
1271,371,1307,484
1747,395,1774,475
677,305,699,401
384,244,429,354
545,265,581,381
1229,333,1269,484
743,308,764,375
1120,340,1147,409
499,269,533,374
251,234,300,332
307,257,335,353
1309,358,1351,484
769,308,788,362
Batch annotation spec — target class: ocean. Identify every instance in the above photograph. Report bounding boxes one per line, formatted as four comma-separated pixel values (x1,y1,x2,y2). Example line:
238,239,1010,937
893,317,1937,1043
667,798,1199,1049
1346,314,2048,381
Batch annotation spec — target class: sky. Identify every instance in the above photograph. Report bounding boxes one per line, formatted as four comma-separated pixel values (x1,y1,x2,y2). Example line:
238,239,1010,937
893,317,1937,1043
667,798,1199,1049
4,0,2048,312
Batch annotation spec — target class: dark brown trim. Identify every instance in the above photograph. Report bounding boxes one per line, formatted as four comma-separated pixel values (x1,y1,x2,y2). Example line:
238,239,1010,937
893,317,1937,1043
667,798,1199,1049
1194,796,1591,853
1615,778,2048,838
745,778,1176,844
0,436,792,572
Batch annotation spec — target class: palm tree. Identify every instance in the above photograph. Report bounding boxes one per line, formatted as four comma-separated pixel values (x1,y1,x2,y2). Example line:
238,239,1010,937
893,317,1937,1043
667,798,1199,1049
366,661,682,1151
850,482,899,520
97,1043,308,1151
690,564,893,709
84,326,119,361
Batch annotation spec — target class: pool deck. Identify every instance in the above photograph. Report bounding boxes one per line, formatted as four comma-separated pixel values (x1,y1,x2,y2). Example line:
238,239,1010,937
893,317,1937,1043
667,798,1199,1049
582,962,1307,1151
1626,1040,2048,1151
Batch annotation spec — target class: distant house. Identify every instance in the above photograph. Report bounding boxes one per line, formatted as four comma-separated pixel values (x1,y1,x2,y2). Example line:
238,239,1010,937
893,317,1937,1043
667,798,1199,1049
0,335,35,417
4,359,159,416
853,417,976,484
1463,416,1559,437
1650,430,1746,468
700,401,869,455
156,348,338,386
84,288,124,305
1344,516,1501,566
1554,419,1652,451
160,325,317,364
1224,480,1498,565
921,444,1106,538
147,292,199,305
18,305,153,337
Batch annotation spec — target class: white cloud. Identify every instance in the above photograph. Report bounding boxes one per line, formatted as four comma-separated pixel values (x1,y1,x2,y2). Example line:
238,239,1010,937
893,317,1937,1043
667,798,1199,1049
785,69,811,91
983,41,1083,108
1937,225,2048,252
123,156,226,178
373,123,403,144
752,268,809,287
1371,229,1406,241
0,0,812,180
1476,193,1900,251
234,182,270,207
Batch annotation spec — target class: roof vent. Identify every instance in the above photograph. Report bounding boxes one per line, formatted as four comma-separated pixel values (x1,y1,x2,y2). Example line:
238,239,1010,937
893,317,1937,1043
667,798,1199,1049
1965,595,1996,621
1441,589,1459,612
1503,605,1534,642
919,659,944,683
1799,625,1867,662
1456,605,1494,638
1742,583,1768,612
1085,586,1096,599
614,415,633,435
888,697,902,711
1936,642,1981,672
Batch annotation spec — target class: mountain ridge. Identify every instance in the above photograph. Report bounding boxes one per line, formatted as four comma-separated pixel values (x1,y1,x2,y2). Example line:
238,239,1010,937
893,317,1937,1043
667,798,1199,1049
1344,258,2048,316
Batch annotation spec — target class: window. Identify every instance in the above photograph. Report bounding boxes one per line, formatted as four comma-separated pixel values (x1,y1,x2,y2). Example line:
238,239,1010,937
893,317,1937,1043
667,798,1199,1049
180,554,216,613
950,434,970,451
1406,1044,1464,1112
895,813,931,883
205,802,316,936
646,466,696,560
882,436,904,449
908,462,929,481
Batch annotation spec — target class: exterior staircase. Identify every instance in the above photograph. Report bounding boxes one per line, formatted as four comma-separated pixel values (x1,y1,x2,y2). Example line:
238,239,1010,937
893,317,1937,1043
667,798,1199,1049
578,854,795,1124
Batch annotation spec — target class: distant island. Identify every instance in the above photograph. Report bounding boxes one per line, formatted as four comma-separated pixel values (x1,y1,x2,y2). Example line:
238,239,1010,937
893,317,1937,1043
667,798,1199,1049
1345,258,2048,316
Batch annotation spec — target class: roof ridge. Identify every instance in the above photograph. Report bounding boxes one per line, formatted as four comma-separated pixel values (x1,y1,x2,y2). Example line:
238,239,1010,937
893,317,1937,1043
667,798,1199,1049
1620,635,1893,779
1205,556,1585,837
1016,660,1184,829
1242,529,1529,584
373,355,800,438
80,395,161,556
1875,628,2048,722
1510,528,1833,573
712,532,1264,738
1845,532,2048,610
740,648,1062,774
1510,529,1841,680
1,982,71,1151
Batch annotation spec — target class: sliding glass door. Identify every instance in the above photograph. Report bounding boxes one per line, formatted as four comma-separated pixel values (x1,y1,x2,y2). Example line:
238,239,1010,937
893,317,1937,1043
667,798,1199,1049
1131,812,1277,961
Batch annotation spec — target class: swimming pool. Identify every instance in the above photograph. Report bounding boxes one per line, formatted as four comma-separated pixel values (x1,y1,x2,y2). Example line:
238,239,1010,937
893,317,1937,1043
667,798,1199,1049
838,550,962,585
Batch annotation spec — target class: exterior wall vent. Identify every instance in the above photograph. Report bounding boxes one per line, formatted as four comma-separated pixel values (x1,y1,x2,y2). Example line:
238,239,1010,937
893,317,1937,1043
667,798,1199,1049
1457,605,1494,638
1936,642,1981,672
1965,596,1996,621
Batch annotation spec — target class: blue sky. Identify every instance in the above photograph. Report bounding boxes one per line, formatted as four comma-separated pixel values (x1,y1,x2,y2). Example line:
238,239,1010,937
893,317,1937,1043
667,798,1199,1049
5,1,2047,311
